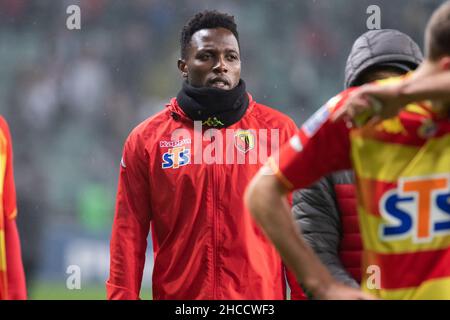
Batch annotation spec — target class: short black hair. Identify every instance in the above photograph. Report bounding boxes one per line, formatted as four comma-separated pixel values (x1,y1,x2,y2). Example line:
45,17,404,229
352,65,408,87
180,10,239,59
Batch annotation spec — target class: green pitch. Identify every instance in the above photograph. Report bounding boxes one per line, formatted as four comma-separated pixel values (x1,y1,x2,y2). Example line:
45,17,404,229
29,281,153,300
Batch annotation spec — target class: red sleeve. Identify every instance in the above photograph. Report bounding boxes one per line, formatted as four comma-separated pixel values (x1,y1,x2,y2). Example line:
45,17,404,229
280,118,298,206
270,91,354,191
0,117,26,300
107,132,152,300
5,217,26,299
0,117,17,220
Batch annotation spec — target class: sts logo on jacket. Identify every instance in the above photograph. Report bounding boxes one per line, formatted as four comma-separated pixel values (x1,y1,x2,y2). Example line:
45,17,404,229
162,147,191,169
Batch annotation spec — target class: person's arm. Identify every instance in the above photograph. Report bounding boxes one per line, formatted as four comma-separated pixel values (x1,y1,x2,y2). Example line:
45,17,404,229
245,168,370,299
106,133,152,300
334,70,450,124
280,116,312,300
1,118,27,300
396,70,450,102
293,177,359,288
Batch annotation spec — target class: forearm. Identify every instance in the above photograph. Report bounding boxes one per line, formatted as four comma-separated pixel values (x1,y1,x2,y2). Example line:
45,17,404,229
246,174,336,298
397,71,450,103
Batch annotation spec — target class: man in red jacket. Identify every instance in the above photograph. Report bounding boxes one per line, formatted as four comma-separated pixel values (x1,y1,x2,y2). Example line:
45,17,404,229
0,116,27,300
107,10,298,300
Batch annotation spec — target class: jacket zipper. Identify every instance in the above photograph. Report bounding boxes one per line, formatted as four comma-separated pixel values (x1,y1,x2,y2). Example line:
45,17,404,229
212,163,219,299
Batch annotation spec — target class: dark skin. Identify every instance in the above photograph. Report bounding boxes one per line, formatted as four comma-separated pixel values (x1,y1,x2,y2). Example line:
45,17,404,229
178,27,241,90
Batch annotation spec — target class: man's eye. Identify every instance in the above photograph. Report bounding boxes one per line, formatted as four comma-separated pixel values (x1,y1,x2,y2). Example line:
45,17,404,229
198,53,211,60
228,54,239,61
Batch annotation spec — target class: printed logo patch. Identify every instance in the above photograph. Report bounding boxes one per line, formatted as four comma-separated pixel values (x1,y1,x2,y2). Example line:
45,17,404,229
159,138,191,148
162,146,190,169
234,130,255,154
418,119,437,139
202,117,224,127
379,174,450,243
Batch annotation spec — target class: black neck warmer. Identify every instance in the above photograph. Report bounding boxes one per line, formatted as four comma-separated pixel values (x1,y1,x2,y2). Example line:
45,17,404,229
176,79,249,128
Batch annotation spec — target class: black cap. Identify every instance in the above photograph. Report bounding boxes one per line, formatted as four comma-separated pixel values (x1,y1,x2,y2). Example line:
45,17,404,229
344,29,423,88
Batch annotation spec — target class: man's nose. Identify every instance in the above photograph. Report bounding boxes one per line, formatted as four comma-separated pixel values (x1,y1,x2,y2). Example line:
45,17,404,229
213,56,228,73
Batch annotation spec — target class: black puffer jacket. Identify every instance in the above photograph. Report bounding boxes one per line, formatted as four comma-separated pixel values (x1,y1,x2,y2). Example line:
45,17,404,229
291,29,423,292
293,171,360,288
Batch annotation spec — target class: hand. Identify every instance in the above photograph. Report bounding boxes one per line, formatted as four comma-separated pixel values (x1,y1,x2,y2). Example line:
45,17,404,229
333,83,408,127
316,281,377,300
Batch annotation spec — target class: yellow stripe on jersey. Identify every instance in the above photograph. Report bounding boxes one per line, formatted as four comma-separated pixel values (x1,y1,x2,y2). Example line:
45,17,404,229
363,277,450,300
351,134,450,182
405,103,433,117
358,206,450,254
401,135,450,177
0,230,5,272
351,136,418,182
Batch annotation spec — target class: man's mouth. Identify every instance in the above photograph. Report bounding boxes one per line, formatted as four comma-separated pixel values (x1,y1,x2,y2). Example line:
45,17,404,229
209,78,230,89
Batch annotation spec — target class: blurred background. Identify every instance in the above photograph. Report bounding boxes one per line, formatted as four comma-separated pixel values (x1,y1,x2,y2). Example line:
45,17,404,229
0,0,443,299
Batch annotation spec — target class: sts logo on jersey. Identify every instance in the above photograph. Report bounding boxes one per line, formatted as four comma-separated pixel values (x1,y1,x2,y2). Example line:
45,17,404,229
379,174,450,243
162,146,190,169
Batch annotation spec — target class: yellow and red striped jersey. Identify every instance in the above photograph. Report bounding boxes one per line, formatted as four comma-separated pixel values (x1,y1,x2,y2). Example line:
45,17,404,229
271,79,450,299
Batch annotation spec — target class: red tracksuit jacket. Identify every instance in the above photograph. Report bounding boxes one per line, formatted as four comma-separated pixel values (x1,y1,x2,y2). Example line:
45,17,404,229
107,94,298,299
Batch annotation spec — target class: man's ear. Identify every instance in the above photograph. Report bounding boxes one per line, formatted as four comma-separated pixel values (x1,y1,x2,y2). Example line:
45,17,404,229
439,56,450,70
178,59,188,78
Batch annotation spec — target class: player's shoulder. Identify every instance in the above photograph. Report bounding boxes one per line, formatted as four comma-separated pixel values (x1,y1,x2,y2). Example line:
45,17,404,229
250,100,298,131
299,91,354,139
326,89,357,113
252,102,288,119
305,91,347,122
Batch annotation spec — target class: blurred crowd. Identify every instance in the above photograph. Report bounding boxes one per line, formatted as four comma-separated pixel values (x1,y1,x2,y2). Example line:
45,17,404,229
0,0,441,286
